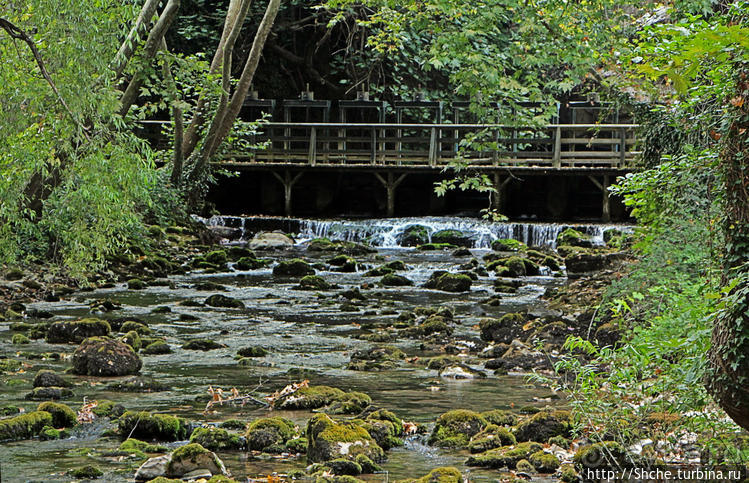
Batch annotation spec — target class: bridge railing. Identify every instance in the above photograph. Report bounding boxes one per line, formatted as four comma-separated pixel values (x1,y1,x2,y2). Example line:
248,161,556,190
228,122,639,168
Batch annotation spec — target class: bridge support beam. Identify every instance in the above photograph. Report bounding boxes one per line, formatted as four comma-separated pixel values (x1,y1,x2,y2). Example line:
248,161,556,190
491,173,512,213
374,172,407,217
587,175,611,222
272,170,303,216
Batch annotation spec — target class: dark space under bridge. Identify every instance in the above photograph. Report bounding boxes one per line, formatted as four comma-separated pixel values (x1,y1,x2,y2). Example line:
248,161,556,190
142,98,641,220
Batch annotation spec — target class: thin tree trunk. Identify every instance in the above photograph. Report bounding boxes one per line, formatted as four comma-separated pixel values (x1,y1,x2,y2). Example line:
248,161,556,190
111,0,162,80
119,0,181,117
160,39,184,186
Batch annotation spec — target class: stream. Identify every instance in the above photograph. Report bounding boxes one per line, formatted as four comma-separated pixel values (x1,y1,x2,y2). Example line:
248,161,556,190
0,216,629,482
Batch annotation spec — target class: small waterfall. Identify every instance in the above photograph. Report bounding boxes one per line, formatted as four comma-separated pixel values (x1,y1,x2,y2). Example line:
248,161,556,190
195,215,633,249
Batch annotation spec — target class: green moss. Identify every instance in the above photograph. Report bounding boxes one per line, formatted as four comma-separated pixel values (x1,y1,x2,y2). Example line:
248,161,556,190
121,330,141,351
273,258,315,277
182,338,224,351
205,250,228,265
0,358,22,372
467,424,516,453
120,321,151,335
307,413,383,463
0,410,53,441
329,391,372,414
286,436,308,453
144,477,182,483
235,256,268,270
426,355,462,370
381,274,414,286
396,467,462,483
516,459,535,472
37,402,76,427
166,443,221,475
560,463,579,482
120,437,167,453
117,411,189,441
465,441,544,469
417,243,457,251
299,275,332,290
277,385,345,409
480,410,518,426
556,228,592,247
492,239,527,252
127,278,147,290
328,458,363,476
142,340,171,354
190,426,242,450
514,410,572,443
220,419,246,430
246,417,297,452
11,333,30,345
39,425,61,440
428,410,488,448
67,465,103,479
529,450,560,472
237,346,268,358
46,318,111,343
573,441,628,469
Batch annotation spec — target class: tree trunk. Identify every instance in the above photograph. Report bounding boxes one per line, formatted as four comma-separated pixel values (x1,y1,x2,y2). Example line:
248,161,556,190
111,0,162,80
706,69,749,431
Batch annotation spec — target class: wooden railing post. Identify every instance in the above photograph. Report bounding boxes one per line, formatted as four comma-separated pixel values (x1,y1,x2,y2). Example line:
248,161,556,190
308,126,317,166
429,127,438,166
619,127,627,167
371,127,377,164
553,126,562,168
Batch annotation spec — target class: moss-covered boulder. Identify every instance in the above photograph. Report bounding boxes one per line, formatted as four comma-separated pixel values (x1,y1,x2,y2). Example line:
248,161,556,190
381,274,413,286
37,402,77,427
399,225,429,247
298,275,333,290
361,409,404,450
467,424,516,453
514,410,572,443
347,346,405,371
417,243,457,251
428,410,488,448
117,411,190,441
122,330,142,351
0,410,53,441
480,410,518,427
273,258,315,277
237,346,268,358
142,340,172,355
306,413,384,463
32,369,71,388
25,386,74,401
120,321,151,335
395,467,462,483
479,313,525,343
12,333,30,345
204,294,245,308
423,271,472,292
556,228,593,248
182,339,225,351
529,450,561,472
107,376,170,392
46,318,111,343
235,256,268,270
119,438,168,459
491,239,527,252
72,337,142,376
465,441,544,469
165,443,229,478
68,465,103,479
573,441,629,470
245,417,297,452
325,392,372,415
431,230,473,247
190,426,242,451
276,385,345,410
127,278,147,290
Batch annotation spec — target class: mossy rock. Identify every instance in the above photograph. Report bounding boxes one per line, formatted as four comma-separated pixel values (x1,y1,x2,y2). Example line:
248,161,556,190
235,256,268,270
395,467,462,483
204,294,245,309
194,281,226,291
426,355,462,370
381,274,413,286
0,358,22,372
325,391,372,415
142,340,172,355
467,424,516,453
182,339,225,351
205,250,228,265
491,239,527,252
92,400,125,418
514,410,572,443
480,410,518,427
119,438,168,459
273,258,315,277
299,275,333,290
120,321,151,335
220,419,246,430
46,318,111,343
306,413,384,463
25,386,74,400
479,313,525,343
428,410,488,448
107,376,170,392
556,228,593,248
5,268,24,280
399,225,429,247
423,271,472,293
237,346,268,358
573,441,629,469
276,385,345,410
246,417,296,452
71,337,142,376
117,411,189,441
190,426,242,451
328,458,363,475
165,443,228,477
529,450,560,472
37,402,77,427
348,346,405,371
32,370,69,388
417,243,457,251
121,330,142,351
68,465,103,479
431,229,473,247
39,425,62,441
11,333,30,345
0,410,53,441
127,278,147,290
465,441,543,469
286,436,308,453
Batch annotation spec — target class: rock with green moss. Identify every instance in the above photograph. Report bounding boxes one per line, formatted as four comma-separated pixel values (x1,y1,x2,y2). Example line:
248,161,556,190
431,230,473,247
235,256,268,270
417,243,457,251
306,238,374,255
361,409,404,450
120,321,151,335
219,419,246,431
395,467,462,483
529,449,560,472
286,436,308,453
273,259,315,277
25,386,74,400
298,275,333,290
245,417,297,452
467,424,516,453
182,339,225,351
122,330,142,351
37,402,76,427
516,459,535,473
325,392,372,415
117,411,190,441
92,400,125,418
205,250,228,265
166,443,229,478
399,225,429,247
39,425,62,440
465,441,544,469
347,346,405,371
557,228,593,248
11,333,30,345
72,337,142,376
478,313,525,344
480,410,517,427
5,267,24,280
204,294,245,309
428,410,488,448
127,278,147,290
426,355,462,370
46,318,111,343
514,410,572,443
381,274,413,286
491,239,527,252
31,369,69,388
190,426,242,451
118,438,168,459
0,358,22,373
107,376,170,392
68,465,103,479
560,463,579,482
0,410,53,441
306,413,384,463
237,346,268,358
328,458,363,476
276,385,345,410
142,340,172,355
423,271,472,293
573,441,629,470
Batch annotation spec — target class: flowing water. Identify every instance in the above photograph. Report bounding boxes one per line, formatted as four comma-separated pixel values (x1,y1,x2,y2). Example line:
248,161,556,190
0,216,620,482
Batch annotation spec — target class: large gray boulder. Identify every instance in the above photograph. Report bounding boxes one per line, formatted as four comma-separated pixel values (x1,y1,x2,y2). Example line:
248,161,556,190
248,231,294,250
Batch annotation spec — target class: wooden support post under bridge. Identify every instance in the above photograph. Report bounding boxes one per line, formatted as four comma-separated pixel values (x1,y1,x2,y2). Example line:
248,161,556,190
491,173,512,213
374,172,407,217
271,170,303,216
587,174,611,222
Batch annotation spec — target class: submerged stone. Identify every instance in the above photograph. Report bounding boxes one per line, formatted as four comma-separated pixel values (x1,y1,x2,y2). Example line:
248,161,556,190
182,339,226,351
25,386,73,401
380,274,413,286
107,376,171,392
33,370,71,388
